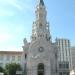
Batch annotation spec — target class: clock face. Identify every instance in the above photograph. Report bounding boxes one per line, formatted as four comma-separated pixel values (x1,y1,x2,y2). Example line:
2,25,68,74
39,47,44,52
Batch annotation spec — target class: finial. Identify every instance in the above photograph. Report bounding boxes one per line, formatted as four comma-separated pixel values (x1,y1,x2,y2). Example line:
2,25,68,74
39,0,44,6
23,38,27,45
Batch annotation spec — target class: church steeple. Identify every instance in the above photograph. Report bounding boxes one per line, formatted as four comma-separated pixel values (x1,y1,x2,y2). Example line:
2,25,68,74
39,0,44,6
31,0,51,42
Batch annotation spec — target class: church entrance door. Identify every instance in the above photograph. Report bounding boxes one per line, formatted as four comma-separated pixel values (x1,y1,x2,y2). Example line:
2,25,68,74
38,63,44,75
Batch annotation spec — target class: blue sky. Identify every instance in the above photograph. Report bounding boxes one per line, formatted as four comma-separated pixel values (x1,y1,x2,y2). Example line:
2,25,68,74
0,0,75,51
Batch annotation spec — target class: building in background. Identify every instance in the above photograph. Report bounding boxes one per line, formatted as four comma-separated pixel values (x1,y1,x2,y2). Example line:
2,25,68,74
71,47,75,68
56,38,72,75
0,51,22,67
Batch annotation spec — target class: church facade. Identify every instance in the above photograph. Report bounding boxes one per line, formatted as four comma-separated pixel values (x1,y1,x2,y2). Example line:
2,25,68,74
22,0,71,75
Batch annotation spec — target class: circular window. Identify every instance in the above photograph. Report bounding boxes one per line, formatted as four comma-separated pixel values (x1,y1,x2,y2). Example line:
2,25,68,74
38,47,44,52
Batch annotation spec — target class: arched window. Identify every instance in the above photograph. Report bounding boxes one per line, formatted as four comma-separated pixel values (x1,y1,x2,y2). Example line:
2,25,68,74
37,63,44,75
39,23,42,29
25,54,27,59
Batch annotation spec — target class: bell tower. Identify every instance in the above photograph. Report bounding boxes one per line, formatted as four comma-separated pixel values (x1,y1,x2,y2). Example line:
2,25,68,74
32,0,51,42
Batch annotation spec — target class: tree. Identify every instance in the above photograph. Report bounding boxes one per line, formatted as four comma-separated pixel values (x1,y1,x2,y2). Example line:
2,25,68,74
0,66,4,73
5,63,22,75
0,66,7,75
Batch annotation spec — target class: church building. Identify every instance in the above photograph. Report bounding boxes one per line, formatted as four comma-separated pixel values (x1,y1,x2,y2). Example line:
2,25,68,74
22,0,71,75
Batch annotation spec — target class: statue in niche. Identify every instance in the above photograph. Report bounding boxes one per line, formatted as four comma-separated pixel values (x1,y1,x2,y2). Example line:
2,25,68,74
23,38,27,45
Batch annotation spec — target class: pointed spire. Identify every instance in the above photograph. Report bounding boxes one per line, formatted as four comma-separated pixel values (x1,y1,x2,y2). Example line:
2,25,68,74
39,0,44,6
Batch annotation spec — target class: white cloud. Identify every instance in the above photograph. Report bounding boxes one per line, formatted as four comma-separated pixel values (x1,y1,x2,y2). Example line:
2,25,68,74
0,0,33,51
0,0,33,17
0,0,34,17
0,0,33,11
6,0,23,10
0,0,23,16
0,0,23,10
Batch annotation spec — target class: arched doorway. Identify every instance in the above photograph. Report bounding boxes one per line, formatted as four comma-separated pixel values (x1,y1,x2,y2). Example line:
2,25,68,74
37,63,44,75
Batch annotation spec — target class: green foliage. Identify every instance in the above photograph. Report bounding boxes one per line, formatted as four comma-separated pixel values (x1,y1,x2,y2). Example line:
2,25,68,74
0,66,4,72
0,66,7,75
5,63,22,75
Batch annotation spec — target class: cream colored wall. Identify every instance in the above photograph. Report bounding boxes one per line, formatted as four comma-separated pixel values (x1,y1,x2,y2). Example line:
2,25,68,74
0,52,22,67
